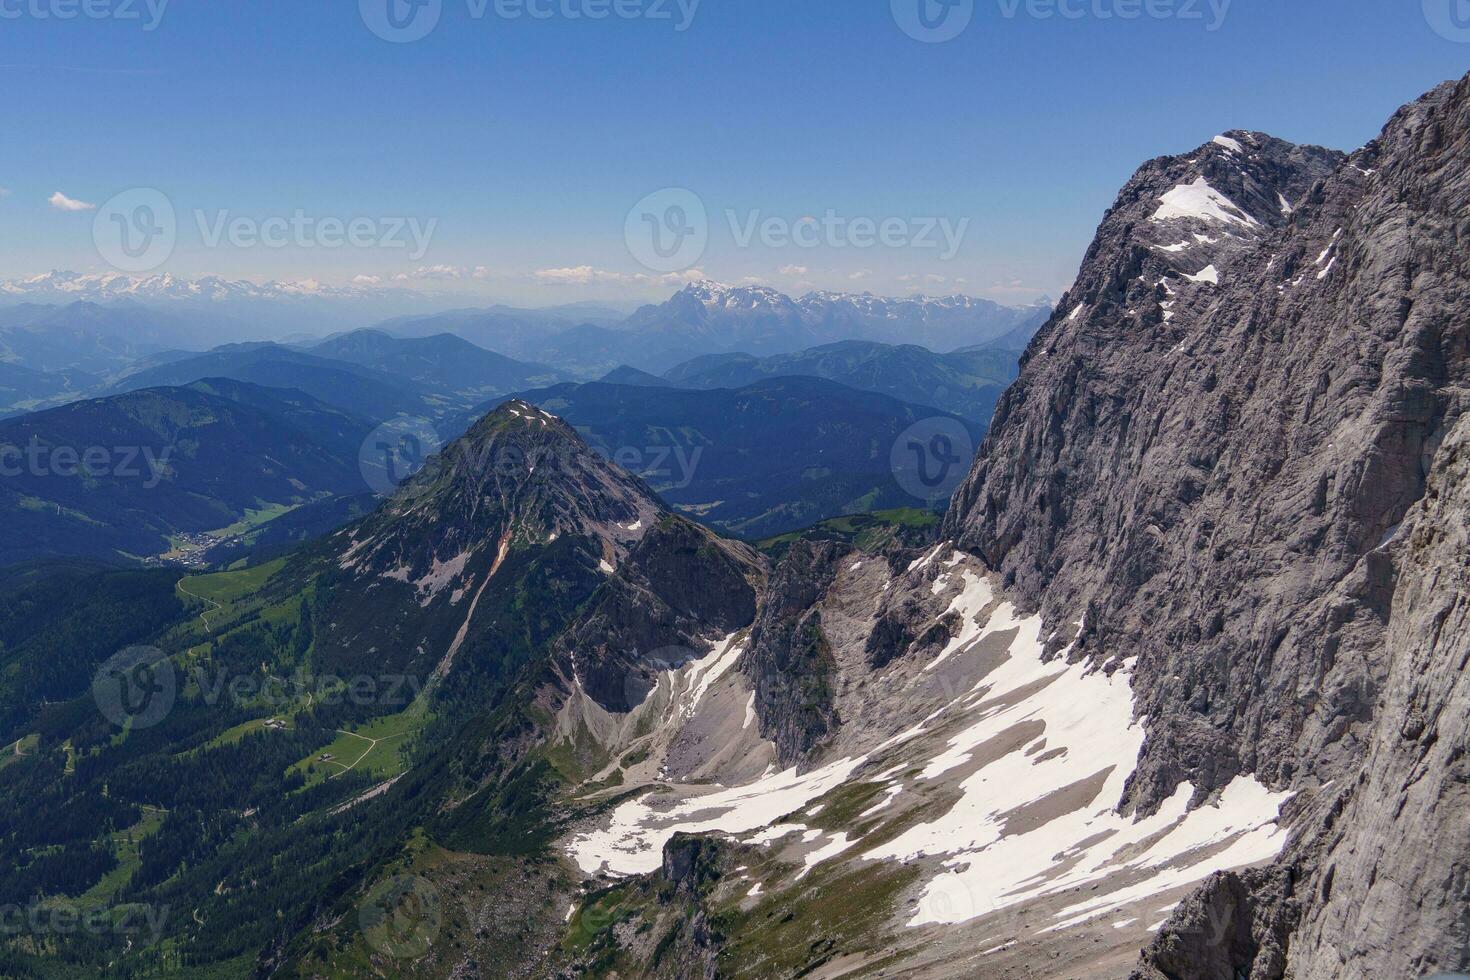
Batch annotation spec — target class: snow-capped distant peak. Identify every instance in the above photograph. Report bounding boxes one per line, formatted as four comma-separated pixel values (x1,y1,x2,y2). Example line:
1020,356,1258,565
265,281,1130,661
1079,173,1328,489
0,270,417,304
796,291,1017,315
681,280,795,312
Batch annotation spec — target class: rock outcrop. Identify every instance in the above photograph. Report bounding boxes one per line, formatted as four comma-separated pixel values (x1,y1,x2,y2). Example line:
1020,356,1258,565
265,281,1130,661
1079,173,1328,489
740,540,846,763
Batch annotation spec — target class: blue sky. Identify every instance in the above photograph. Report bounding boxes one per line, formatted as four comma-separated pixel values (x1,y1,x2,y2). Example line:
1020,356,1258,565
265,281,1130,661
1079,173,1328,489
2,0,1467,306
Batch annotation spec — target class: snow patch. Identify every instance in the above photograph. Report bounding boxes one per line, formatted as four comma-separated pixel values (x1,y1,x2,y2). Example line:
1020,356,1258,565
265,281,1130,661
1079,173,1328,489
681,634,745,719
907,544,946,573
1153,177,1259,228
568,753,863,876
859,784,904,818
798,832,853,878
859,606,1293,930
921,570,998,674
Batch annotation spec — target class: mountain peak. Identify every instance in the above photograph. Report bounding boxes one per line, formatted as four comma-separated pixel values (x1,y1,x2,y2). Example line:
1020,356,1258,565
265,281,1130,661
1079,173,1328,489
476,397,568,433
679,279,795,311
1028,128,1346,332
333,396,662,605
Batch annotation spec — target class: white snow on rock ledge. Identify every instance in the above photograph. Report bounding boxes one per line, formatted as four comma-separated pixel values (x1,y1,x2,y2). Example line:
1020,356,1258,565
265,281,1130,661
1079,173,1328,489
1185,264,1221,285
1153,177,1260,228
857,597,1292,929
568,753,865,876
563,561,1294,938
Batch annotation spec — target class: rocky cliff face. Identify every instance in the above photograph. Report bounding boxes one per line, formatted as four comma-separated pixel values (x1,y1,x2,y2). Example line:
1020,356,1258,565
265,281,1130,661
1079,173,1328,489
945,74,1470,977
1281,412,1470,978
740,540,845,762
560,515,763,713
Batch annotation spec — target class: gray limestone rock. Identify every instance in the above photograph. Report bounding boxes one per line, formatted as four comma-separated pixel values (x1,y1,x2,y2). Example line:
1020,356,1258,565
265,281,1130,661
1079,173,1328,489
945,74,1470,976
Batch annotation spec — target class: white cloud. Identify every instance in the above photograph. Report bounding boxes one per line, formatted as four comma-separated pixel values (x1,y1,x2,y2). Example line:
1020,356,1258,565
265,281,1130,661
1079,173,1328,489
534,265,630,286
778,264,809,277
654,268,707,286
351,274,382,286
531,266,707,288
849,270,872,281
49,191,95,212
403,264,465,280
0,187,11,199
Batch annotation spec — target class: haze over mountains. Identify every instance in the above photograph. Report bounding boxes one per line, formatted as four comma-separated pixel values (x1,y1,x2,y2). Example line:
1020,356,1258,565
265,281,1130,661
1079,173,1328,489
665,340,1024,425
0,280,1046,410
0,379,372,566
0,282,1036,565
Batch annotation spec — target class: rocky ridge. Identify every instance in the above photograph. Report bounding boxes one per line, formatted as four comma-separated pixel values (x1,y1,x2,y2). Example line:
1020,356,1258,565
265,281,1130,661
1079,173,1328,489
945,76,1470,978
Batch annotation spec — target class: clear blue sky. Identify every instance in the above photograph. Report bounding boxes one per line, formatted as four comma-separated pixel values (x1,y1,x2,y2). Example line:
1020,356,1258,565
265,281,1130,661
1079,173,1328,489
2,0,1466,305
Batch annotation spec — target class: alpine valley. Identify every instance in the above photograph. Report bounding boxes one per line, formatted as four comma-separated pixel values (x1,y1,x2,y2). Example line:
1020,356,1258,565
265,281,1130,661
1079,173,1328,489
2,72,1470,980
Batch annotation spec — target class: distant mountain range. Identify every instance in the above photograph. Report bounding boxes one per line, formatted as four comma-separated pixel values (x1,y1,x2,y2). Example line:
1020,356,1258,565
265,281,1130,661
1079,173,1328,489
390,281,1051,375
0,273,629,343
380,281,1051,376
639,281,1051,359
0,271,397,305
0,301,246,375
1,364,987,562
0,274,1043,360
309,329,566,402
0,282,1048,419
662,339,1022,425
0,379,373,565
514,376,982,538
108,345,435,423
